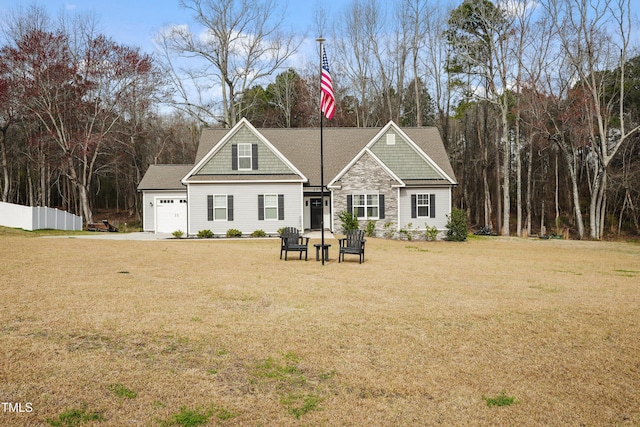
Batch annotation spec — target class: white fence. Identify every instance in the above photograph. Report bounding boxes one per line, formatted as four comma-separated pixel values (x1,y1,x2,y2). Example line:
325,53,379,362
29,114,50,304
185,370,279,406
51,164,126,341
0,201,83,231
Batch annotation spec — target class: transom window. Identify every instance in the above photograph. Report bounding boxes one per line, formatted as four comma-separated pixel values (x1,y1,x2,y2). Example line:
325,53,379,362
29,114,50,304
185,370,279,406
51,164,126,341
238,143,252,170
264,194,279,220
353,193,379,219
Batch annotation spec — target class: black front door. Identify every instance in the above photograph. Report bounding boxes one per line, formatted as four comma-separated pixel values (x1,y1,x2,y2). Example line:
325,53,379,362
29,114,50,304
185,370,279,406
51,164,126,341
310,198,323,230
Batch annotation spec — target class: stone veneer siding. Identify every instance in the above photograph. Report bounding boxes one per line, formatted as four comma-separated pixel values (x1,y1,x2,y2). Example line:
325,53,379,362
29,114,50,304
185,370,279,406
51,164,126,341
332,151,399,236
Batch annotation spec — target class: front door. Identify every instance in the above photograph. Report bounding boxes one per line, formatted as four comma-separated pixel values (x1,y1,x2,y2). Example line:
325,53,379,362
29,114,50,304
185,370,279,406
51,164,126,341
310,198,323,230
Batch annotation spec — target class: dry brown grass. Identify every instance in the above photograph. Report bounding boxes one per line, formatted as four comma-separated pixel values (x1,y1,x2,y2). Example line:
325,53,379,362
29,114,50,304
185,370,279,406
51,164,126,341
1,231,639,426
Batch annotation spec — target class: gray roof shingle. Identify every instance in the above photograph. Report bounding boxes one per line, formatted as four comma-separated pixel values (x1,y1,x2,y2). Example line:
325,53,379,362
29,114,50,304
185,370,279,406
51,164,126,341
137,164,192,191
194,126,456,187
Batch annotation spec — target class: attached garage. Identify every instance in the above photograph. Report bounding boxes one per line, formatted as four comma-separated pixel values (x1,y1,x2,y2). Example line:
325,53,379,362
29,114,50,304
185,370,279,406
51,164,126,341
137,164,191,233
155,197,187,233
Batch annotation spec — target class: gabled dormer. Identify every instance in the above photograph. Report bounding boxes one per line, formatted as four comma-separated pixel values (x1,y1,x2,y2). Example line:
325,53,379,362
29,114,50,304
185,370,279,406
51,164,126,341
367,121,455,183
182,118,307,184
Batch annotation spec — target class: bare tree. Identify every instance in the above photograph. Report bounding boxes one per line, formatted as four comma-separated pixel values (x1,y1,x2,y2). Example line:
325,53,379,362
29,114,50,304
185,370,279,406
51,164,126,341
545,0,640,239
2,12,158,223
404,0,428,127
520,6,588,239
446,0,514,234
157,0,300,128
334,0,375,127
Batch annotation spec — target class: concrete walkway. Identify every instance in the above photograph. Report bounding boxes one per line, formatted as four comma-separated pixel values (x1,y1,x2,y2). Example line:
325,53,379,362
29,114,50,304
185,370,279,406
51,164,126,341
303,230,336,239
46,232,173,241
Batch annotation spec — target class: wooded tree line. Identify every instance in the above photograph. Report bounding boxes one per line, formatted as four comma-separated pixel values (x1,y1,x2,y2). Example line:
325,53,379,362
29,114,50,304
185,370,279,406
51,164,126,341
1,0,639,239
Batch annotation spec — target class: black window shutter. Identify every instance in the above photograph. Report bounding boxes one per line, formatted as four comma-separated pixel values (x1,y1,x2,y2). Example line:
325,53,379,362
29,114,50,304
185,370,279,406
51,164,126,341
379,194,385,219
430,194,436,218
347,195,352,213
278,194,285,220
231,144,238,170
207,195,213,221
258,195,264,220
252,144,258,170
227,195,234,221
411,194,417,218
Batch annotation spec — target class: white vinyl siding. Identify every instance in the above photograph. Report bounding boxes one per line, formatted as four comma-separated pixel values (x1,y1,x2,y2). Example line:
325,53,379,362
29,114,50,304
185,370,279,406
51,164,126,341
142,190,187,232
188,182,302,235
399,187,452,230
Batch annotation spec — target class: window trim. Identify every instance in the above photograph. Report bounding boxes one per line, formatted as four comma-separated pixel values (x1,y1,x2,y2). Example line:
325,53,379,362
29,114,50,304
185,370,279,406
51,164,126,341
416,193,430,218
213,194,228,221
208,194,233,221
237,143,252,171
352,193,380,220
263,194,279,220
411,193,436,219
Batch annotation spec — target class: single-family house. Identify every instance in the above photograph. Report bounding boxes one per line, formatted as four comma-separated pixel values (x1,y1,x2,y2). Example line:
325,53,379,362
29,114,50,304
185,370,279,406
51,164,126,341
137,118,457,237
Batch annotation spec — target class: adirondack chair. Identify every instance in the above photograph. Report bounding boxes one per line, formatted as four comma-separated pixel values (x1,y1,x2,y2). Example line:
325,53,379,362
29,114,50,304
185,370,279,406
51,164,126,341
338,229,366,263
279,227,310,260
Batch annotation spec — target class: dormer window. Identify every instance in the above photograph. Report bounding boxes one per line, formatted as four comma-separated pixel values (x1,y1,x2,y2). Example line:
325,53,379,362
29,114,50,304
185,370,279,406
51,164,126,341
231,143,258,171
238,143,252,170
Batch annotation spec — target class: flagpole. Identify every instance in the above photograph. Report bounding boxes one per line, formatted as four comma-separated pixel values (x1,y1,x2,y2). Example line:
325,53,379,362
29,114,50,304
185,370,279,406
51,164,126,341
317,37,326,265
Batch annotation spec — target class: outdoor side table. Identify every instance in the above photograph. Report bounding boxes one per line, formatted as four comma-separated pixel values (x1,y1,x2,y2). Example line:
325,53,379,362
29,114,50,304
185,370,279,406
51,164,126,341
313,243,331,261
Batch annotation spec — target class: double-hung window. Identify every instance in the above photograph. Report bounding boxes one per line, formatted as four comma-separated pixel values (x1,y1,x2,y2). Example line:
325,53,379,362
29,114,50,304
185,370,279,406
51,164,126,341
258,194,284,220
411,193,436,219
264,194,278,220
208,195,234,221
237,143,252,170
417,194,430,217
351,193,380,220
213,195,228,220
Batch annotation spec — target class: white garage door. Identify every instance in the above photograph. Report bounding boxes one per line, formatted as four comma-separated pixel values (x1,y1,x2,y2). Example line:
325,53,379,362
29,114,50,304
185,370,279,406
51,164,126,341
155,198,187,233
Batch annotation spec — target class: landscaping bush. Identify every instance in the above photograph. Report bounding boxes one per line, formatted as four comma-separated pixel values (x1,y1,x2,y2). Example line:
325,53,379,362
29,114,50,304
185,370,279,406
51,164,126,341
251,229,267,238
226,228,242,238
197,229,214,238
445,208,468,241
399,223,416,241
172,230,184,239
365,221,376,237
339,211,359,232
424,224,439,241
383,221,395,239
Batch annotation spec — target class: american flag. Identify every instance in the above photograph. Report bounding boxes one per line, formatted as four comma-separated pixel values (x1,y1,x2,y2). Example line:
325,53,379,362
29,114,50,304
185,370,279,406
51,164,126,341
321,46,335,120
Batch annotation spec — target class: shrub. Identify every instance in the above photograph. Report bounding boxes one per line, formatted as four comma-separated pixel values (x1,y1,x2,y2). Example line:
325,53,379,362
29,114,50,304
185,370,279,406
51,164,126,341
226,228,242,238
424,224,439,241
445,208,468,241
339,211,359,232
365,220,376,237
172,230,184,239
197,229,214,238
251,229,266,238
399,223,414,240
383,221,395,239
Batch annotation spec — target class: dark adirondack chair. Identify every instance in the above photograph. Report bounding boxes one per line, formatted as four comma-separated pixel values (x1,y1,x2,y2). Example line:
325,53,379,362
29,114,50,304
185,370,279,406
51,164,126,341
338,229,366,263
279,227,310,260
